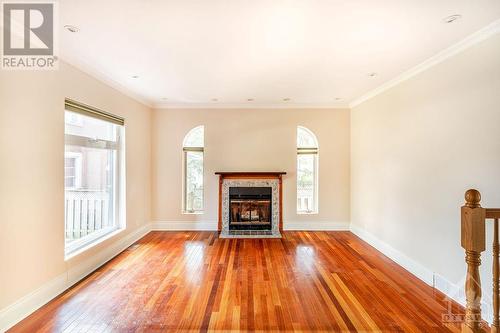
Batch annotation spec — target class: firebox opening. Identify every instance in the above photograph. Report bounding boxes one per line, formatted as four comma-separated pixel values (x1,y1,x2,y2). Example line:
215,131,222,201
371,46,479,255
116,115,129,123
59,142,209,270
229,187,272,230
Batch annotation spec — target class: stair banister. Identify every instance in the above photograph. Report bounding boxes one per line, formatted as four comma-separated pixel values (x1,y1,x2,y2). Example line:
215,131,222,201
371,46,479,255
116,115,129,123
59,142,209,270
461,189,500,333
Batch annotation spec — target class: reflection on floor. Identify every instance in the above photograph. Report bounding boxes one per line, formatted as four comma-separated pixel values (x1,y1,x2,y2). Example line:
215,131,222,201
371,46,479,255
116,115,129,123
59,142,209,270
10,231,464,332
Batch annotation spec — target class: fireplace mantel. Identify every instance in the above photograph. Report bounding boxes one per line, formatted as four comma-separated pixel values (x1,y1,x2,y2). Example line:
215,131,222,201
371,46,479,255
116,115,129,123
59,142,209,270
216,172,286,237
215,171,286,177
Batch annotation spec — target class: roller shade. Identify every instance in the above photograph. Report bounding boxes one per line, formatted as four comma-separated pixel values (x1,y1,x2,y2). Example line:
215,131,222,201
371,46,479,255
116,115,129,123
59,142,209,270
65,98,124,126
297,148,318,154
183,147,204,152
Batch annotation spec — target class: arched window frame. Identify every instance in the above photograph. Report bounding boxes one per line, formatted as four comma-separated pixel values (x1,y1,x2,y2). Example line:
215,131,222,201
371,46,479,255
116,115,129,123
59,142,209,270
297,126,319,214
182,126,204,214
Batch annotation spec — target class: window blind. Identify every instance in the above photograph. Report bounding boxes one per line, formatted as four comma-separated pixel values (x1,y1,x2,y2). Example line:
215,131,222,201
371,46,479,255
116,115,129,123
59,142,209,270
297,148,318,154
65,98,124,126
183,147,204,152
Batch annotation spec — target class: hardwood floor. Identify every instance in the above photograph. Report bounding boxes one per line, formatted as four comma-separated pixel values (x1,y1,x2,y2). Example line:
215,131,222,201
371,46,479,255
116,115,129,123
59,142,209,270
10,231,465,332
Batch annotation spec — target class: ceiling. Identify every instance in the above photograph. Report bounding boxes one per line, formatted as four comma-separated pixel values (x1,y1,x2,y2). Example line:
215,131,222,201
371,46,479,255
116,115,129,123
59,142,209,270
59,0,500,108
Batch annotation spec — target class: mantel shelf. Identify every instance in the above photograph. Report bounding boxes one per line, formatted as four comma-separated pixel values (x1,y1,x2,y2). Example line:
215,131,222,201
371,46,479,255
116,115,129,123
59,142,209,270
215,171,286,176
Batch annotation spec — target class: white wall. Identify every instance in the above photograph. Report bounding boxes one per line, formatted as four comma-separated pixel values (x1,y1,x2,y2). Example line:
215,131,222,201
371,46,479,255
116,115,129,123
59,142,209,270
351,33,500,303
0,62,152,326
3,24,498,332
151,108,350,229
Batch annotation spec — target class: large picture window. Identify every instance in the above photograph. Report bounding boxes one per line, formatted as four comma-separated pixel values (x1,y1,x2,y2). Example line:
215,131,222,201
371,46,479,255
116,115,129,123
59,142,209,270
297,126,319,214
183,126,204,213
64,99,125,256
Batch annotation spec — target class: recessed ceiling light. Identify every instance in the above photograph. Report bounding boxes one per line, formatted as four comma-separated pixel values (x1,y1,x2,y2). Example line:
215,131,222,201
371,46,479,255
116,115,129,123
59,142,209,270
247,98,254,102
64,25,79,33
443,14,462,24
131,75,139,79
368,72,377,78
211,98,218,102
283,98,291,102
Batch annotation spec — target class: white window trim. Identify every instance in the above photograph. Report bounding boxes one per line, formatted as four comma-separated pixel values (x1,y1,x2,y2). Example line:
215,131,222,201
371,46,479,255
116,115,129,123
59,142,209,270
65,134,120,150
65,227,125,260
64,121,126,258
65,226,121,259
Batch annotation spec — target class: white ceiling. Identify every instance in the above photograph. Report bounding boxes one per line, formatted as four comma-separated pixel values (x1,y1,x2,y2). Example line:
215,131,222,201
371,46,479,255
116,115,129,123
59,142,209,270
59,0,500,108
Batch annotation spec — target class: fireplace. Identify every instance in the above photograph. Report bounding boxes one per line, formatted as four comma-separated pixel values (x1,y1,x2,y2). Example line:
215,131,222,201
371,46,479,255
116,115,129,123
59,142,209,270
216,172,285,238
229,187,272,231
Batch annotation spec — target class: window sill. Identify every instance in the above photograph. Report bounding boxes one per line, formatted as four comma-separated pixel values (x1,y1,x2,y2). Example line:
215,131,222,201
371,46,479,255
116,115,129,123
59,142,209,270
297,211,319,215
182,211,204,215
64,227,125,261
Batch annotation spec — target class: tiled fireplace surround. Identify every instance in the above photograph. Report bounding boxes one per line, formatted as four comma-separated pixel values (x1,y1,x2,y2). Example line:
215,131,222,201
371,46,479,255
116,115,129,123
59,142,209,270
216,172,285,238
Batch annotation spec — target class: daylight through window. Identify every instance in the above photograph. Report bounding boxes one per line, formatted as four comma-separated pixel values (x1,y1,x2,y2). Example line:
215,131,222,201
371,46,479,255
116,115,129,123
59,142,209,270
183,126,204,213
297,126,319,214
64,100,124,256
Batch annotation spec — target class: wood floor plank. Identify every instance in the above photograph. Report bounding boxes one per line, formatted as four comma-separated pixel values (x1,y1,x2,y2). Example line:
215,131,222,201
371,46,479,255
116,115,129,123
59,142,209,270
9,231,467,332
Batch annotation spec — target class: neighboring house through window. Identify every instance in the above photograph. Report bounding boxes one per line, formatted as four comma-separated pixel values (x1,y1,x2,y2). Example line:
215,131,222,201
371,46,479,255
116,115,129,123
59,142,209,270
64,152,82,189
64,99,125,257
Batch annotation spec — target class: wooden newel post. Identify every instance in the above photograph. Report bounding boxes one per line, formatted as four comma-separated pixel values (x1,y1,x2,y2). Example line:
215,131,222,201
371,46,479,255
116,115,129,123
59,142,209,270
461,189,486,333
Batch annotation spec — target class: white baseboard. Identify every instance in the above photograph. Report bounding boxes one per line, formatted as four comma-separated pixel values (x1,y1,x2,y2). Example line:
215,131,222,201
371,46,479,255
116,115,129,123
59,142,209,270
0,224,151,332
1,222,483,331
151,221,218,231
349,225,469,312
434,269,493,323
284,221,350,231
350,224,434,285
0,220,347,331
66,224,151,286
0,274,68,333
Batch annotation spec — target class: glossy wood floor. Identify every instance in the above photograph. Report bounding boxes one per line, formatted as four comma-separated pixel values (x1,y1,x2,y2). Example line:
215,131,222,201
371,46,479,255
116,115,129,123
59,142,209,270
10,231,465,332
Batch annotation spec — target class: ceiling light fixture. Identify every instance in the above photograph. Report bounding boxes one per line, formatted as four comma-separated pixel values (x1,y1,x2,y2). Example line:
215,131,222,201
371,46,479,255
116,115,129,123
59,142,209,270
131,75,139,79
368,72,377,78
283,98,291,102
247,98,254,102
443,14,462,24
335,97,342,101
64,25,79,33
211,98,218,102
161,97,168,101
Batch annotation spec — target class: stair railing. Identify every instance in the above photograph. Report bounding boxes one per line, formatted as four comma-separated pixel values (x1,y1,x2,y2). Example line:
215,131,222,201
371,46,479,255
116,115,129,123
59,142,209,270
461,189,500,333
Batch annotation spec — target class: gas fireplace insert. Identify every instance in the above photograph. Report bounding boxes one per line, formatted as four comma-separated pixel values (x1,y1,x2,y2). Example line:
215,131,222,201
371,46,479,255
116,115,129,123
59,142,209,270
229,187,272,231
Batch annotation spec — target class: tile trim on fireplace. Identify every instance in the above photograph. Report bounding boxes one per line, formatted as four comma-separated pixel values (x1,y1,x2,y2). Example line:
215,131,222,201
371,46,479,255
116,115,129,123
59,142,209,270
220,179,281,238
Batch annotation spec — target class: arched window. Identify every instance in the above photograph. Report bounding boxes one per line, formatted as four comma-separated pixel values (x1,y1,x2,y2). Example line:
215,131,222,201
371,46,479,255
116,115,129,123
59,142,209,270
183,126,204,213
297,126,318,214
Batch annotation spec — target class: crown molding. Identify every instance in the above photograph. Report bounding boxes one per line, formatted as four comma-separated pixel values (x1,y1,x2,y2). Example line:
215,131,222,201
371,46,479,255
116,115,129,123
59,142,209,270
60,54,154,108
349,19,500,109
60,19,500,111
61,52,348,110
152,102,349,110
